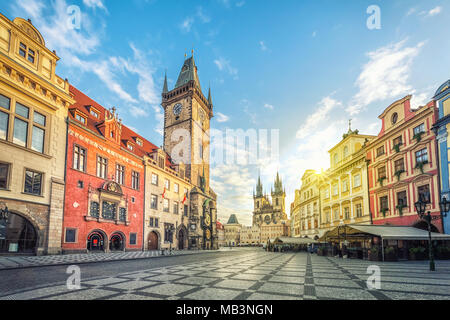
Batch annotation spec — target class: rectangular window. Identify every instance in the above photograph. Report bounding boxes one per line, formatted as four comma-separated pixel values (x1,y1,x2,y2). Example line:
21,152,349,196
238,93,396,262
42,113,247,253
0,163,9,189
119,208,127,222
376,146,385,157
31,125,44,153
155,218,159,228
164,179,170,190
151,173,158,186
0,110,9,140
184,205,188,216
173,201,179,215
73,146,86,171
332,184,338,196
75,113,86,124
393,135,402,146
96,156,108,179
163,199,169,213
333,208,339,220
115,164,125,185
158,156,165,169
132,171,140,190
130,233,137,245
149,217,154,227
342,180,348,192
356,204,362,218
164,223,174,243
102,201,117,220
28,48,35,63
380,196,389,211
418,185,430,203
199,143,203,160
65,229,77,243
415,148,428,164
151,194,158,210
413,123,425,135
378,166,386,179
19,42,27,58
354,174,361,188
0,94,10,110
394,158,405,173
90,109,99,118
397,191,407,207
174,183,179,193
24,169,42,195
127,143,133,151
13,117,28,147
344,207,350,220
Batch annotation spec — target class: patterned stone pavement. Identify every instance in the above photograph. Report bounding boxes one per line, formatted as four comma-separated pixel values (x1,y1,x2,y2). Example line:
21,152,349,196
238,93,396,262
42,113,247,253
0,249,216,270
1,250,450,300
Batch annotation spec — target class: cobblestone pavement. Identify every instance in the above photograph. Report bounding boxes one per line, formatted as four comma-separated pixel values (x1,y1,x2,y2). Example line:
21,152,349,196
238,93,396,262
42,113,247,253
1,249,450,300
0,249,221,270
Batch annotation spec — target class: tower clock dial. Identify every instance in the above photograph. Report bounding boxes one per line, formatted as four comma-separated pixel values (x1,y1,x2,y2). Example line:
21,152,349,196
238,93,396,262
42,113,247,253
173,103,183,116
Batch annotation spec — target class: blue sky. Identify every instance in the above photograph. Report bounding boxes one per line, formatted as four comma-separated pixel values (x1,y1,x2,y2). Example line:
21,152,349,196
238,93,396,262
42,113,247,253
4,0,450,225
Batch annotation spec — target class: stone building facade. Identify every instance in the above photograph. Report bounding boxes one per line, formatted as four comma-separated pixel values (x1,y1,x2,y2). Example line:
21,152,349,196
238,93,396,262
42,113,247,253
224,214,241,246
161,55,218,250
0,16,74,255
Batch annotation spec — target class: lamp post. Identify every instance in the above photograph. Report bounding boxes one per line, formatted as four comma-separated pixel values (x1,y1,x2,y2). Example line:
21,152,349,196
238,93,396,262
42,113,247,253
414,197,449,271
0,202,9,222
169,225,175,254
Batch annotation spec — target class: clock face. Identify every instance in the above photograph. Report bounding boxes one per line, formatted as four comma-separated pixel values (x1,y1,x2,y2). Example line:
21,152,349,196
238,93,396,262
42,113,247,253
173,104,182,116
264,215,271,225
205,229,211,240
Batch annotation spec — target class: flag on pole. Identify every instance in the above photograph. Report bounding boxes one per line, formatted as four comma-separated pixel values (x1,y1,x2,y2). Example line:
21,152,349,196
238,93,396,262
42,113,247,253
182,191,187,204
162,187,166,199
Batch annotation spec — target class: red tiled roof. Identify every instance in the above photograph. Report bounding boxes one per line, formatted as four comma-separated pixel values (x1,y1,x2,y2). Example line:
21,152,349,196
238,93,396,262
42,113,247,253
69,85,174,168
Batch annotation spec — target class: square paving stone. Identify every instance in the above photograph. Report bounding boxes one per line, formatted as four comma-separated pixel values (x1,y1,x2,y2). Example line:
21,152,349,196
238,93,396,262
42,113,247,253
145,274,185,282
174,276,218,286
141,283,196,296
246,292,302,300
381,291,450,300
106,293,162,300
184,287,242,300
44,288,118,300
257,282,304,296
0,285,72,300
275,271,305,277
107,280,159,290
243,269,272,275
314,278,361,288
231,273,267,281
268,276,305,285
315,286,377,300
214,279,257,290
83,277,130,286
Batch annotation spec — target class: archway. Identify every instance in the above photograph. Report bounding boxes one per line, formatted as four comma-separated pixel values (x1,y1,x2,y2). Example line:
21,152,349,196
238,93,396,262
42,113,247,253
109,232,125,251
147,231,159,250
413,220,439,233
178,229,186,250
0,212,37,254
87,230,106,252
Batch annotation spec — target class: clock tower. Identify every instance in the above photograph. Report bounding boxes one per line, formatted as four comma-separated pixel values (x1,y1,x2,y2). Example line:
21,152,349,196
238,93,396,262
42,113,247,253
161,54,217,250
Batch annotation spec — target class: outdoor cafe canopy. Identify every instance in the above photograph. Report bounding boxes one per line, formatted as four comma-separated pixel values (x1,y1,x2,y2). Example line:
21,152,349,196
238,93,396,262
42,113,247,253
272,237,319,245
319,224,450,242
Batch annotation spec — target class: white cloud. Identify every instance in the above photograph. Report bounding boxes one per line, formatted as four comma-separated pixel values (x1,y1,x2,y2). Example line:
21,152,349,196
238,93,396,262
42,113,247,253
214,57,238,78
259,41,268,51
347,39,425,115
312,31,317,37
425,6,442,17
180,17,194,32
83,0,107,11
296,96,342,139
263,103,274,110
216,112,230,123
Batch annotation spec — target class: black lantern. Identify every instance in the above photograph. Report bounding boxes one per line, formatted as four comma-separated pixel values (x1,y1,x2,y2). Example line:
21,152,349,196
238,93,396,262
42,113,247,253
414,200,427,219
0,202,9,221
439,197,450,216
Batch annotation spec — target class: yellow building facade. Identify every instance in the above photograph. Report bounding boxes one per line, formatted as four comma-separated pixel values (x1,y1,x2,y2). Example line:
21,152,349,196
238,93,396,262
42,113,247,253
318,128,376,237
0,16,74,255
294,170,321,239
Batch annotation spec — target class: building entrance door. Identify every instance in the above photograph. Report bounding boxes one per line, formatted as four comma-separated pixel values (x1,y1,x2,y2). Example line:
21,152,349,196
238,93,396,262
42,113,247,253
87,231,104,251
148,232,158,250
0,213,37,254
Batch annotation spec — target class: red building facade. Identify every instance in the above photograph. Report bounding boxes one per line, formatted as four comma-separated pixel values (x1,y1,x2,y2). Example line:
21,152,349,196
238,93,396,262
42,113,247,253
366,95,442,232
62,86,151,253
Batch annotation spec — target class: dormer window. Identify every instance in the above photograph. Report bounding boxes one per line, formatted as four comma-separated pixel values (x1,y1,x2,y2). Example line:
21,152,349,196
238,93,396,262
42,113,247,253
90,109,99,118
75,113,86,125
136,138,143,147
127,143,134,151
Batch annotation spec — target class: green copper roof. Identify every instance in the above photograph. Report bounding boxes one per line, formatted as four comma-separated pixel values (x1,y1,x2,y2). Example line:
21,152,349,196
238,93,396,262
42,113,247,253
175,56,202,92
227,214,239,224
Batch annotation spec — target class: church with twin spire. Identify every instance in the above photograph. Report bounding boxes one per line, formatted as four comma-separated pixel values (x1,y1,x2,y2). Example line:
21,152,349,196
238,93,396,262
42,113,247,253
252,173,290,244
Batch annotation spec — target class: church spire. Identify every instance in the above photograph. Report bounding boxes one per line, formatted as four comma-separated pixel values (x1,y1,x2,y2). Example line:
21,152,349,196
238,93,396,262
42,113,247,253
256,175,263,197
175,54,202,92
207,86,213,106
163,71,168,94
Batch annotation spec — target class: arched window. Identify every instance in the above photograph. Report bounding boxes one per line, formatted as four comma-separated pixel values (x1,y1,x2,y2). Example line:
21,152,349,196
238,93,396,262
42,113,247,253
344,146,349,158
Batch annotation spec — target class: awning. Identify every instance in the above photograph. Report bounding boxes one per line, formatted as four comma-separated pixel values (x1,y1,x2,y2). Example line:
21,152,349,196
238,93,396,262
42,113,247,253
319,224,450,241
273,237,319,245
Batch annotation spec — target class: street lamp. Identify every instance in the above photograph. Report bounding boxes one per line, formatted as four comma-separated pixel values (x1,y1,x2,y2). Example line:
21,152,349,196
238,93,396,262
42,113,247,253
0,202,9,222
414,196,449,271
169,225,175,254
